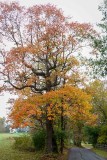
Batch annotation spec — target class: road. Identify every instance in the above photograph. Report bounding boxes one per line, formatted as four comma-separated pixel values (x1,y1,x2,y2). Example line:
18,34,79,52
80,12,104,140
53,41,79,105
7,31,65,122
68,148,106,160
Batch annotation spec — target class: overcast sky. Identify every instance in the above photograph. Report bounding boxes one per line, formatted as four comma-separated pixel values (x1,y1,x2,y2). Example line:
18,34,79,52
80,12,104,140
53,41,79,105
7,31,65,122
0,0,104,118
9,0,104,23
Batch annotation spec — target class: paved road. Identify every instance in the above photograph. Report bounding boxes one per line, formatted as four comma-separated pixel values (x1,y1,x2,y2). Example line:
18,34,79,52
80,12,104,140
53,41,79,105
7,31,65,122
68,148,106,160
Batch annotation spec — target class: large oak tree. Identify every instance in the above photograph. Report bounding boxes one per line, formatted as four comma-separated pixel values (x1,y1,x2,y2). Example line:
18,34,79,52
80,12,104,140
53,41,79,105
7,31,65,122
0,2,95,153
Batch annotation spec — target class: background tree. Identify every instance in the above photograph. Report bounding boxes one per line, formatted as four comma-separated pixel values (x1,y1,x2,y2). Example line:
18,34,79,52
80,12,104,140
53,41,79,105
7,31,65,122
0,117,10,133
0,117,5,133
0,2,95,153
90,0,107,76
83,80,107,147
86,80,107,124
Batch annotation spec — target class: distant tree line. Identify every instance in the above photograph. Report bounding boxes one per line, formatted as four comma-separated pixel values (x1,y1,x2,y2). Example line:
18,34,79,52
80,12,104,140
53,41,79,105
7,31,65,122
0,117,10,133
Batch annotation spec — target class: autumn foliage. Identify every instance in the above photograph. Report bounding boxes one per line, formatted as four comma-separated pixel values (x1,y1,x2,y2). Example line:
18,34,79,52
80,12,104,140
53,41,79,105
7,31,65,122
9,85,97,127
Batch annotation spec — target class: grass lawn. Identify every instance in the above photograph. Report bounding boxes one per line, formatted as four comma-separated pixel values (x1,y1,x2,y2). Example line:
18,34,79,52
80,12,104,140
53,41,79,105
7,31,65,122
0,133,41,160
0,133,67,160
92,148,107,159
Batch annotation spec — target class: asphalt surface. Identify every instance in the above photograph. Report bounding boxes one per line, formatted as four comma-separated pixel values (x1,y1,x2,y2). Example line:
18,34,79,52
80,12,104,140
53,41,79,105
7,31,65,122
68,148,106,160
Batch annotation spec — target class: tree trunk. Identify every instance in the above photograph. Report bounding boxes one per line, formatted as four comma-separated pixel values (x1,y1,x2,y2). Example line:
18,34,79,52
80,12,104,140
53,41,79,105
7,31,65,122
52,128,58,153
46,118,58,153
60,107,64,153
73,126,82,147
46,118,53,153
45,77,58,153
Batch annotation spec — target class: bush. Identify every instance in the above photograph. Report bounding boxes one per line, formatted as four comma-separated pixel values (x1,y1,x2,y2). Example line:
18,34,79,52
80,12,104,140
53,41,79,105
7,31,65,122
98,135,107,144
97,125,107,144
32,130,46,151
83,126,100,147
55,128,67,145
14,134,35,151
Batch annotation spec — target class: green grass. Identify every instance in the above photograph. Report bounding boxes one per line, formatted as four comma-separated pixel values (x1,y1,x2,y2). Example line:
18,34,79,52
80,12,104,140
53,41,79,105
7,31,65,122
92,148,107,158
0,133,67,160
0,133,42,160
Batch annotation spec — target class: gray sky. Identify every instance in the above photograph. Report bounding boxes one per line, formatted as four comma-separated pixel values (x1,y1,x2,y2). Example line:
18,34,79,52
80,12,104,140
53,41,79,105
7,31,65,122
0,0,104,117
16,0,103,23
